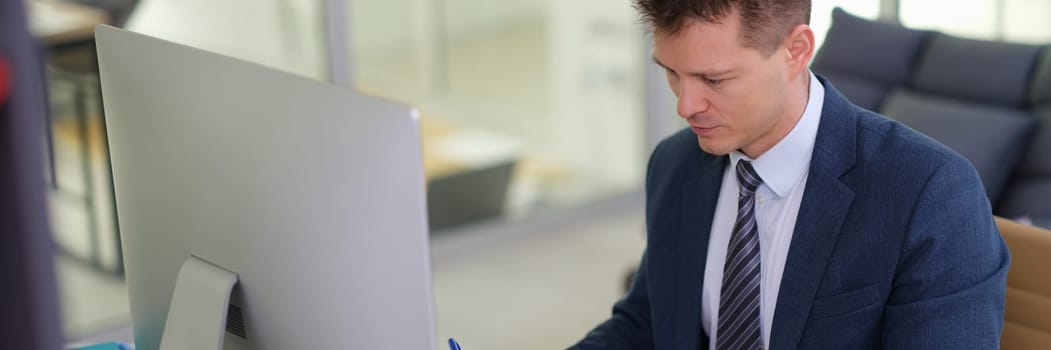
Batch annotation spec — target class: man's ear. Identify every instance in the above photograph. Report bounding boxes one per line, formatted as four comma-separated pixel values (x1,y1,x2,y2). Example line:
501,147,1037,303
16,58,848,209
783,24,815,76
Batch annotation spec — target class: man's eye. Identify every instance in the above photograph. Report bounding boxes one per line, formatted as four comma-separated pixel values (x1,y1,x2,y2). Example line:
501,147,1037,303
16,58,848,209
706,78,723,85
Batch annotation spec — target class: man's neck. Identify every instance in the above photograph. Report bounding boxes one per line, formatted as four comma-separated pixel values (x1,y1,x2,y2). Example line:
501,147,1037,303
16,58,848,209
741,72,812,159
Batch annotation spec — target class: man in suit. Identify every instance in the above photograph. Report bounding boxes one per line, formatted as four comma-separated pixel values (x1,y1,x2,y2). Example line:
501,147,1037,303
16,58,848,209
572,0,1010,349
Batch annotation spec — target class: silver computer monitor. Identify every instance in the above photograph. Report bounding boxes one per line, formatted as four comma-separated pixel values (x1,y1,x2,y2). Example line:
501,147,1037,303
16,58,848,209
96,25,436,350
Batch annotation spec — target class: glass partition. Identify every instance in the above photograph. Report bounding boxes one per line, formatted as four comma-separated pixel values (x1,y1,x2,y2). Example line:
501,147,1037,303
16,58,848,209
352,0,648,220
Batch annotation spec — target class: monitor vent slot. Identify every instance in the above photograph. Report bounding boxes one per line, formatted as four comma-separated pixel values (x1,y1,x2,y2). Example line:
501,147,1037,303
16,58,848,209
226,304,247,339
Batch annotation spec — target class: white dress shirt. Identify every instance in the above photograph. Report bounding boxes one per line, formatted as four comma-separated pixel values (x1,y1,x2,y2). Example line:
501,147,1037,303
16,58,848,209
701,72,825,350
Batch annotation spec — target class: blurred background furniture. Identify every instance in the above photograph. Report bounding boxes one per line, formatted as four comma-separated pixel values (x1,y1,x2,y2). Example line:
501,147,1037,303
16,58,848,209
813,8,1051,229
996,216,1051,349
421,117,521,231
30,0,125,274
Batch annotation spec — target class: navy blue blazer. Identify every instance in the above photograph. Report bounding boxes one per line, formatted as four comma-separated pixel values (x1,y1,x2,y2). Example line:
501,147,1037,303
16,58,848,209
573,77,1010,349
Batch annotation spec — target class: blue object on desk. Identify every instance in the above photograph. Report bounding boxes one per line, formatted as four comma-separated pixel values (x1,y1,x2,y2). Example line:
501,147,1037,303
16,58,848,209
70,342,132,350
449,338,462,350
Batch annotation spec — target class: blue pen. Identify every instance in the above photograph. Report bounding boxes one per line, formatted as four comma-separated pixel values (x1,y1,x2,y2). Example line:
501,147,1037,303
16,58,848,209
448,338,462,350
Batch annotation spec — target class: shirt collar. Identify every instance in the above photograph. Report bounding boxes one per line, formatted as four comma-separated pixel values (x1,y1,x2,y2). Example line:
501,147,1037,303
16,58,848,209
730,71,824,198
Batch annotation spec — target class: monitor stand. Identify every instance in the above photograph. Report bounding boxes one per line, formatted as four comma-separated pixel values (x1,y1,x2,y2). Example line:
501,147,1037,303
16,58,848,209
159,256,239,350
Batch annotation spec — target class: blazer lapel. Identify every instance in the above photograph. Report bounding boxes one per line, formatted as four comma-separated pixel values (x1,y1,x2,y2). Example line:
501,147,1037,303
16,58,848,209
672,155,726,349
770,78,858,350
769,168,854,349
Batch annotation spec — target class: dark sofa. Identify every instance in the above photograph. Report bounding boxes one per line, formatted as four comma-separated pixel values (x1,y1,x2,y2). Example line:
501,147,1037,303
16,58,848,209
813,8,1051,229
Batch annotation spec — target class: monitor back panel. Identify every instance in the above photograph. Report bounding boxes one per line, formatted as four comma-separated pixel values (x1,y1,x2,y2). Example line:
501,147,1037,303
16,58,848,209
96,25,436,350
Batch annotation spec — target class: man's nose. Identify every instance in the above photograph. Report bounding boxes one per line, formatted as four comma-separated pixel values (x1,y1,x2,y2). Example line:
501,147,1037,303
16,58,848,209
676,83,711,119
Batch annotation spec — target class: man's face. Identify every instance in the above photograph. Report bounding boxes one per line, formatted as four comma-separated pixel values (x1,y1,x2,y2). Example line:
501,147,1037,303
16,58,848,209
653,12,797,158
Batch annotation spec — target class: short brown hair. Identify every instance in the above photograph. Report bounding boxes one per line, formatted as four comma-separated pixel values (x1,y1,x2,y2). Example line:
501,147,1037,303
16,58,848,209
635,0,811,55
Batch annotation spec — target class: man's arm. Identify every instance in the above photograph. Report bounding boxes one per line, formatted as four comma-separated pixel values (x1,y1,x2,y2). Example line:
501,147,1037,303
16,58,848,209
881,154,1010,348
570,251,655,350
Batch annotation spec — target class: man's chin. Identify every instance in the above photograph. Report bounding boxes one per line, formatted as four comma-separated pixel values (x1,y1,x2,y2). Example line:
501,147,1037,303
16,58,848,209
696,137,732,156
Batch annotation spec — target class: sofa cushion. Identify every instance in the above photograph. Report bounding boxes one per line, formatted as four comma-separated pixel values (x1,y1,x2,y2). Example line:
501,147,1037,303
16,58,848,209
1036,217,1051,230
1014,107,1051,177
911,33,1042,108
818,71,887,111
998,179,1051,229
1029,50,1051,105
813,8,930,85
998,107,1051,229
880,89,1037,204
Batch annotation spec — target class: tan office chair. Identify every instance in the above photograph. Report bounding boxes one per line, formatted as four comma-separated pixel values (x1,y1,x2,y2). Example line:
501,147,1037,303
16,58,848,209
997,217,1051,349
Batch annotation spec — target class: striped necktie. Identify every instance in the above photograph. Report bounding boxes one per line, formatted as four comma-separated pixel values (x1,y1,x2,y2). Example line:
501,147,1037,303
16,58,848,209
716,160,764,350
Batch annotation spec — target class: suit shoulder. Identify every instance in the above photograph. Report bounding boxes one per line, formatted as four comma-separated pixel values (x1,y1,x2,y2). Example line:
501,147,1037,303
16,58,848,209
854,109,965,168
849,109,977,189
